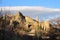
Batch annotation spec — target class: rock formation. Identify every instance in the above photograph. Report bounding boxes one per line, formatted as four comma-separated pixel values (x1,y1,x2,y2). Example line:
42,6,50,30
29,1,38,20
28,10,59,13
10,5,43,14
0,6,60,39
0,11,51,36
0,11,59,40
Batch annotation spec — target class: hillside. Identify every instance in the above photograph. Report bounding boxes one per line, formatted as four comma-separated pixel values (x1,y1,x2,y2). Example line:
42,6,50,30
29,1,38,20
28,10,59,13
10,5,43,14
0,11,60,40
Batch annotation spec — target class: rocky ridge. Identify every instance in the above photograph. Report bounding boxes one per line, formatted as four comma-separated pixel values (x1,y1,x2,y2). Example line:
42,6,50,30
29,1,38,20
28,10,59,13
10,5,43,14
0,11,60,40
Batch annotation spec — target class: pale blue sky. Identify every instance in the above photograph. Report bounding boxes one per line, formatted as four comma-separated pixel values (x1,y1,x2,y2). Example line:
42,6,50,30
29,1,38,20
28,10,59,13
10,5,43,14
0,0,60,8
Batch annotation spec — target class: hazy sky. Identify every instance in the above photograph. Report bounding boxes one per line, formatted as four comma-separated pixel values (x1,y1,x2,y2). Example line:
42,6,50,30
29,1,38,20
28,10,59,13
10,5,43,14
0,0,60,20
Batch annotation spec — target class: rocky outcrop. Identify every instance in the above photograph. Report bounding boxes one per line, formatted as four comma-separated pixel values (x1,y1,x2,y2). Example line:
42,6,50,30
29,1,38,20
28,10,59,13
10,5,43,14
0,11,60,40
0,11,51,36
5,12,60,38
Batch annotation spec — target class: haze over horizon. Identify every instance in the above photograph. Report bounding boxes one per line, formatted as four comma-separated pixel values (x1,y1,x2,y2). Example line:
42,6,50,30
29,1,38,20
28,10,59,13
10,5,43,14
0,6,60,21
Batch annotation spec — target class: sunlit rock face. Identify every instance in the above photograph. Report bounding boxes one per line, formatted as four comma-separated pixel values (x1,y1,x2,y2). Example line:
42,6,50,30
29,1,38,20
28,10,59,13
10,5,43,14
0,10,60,40
0,11,26,35
25,16,39,36
7,12,27,35
25,16,39,29
41,20,50,32
44,20,50,32
9,12,26,27
14,12,25,22
0,11,51,36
